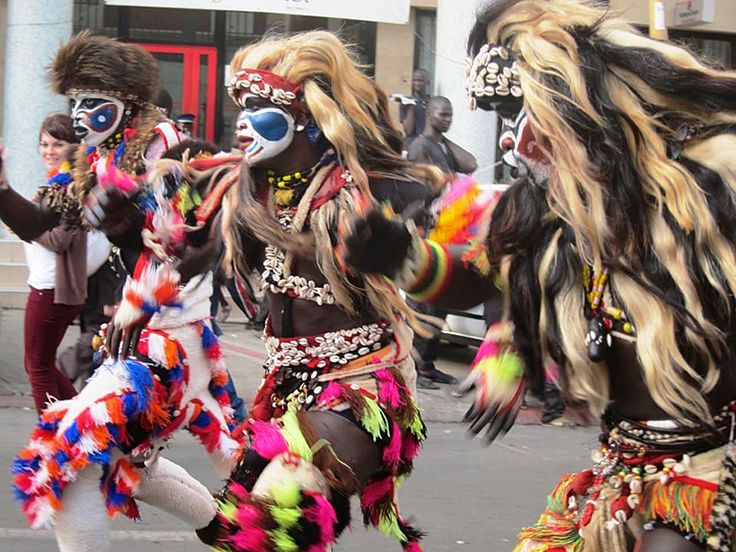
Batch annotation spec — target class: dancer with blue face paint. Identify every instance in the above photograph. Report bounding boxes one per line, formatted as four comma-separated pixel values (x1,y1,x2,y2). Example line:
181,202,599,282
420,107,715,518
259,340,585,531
5,32,244,552
183,36,450,551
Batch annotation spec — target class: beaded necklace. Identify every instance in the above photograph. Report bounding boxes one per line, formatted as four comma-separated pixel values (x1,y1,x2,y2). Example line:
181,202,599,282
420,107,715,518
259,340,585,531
583,266,635,361
86,128,131,176
268,149,336,209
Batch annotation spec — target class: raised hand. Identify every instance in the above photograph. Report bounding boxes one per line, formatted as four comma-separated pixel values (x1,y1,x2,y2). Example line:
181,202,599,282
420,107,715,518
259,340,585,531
453,322,525,444
84,164,142,234
107,262,181,360
106,308,148,361
341,207,413,278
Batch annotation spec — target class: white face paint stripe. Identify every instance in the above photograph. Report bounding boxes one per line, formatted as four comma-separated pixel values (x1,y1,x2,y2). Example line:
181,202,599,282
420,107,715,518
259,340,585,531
70,92,126,148
235,98,296,166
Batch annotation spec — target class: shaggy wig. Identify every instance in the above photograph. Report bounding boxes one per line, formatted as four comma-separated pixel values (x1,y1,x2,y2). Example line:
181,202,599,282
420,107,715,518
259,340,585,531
219,31,445,333
471,0,736,423
50,30,160,105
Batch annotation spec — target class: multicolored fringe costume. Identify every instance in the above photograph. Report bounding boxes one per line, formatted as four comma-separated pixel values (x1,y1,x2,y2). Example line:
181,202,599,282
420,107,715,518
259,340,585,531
213,319,426,551
514,404,736,551
13,291,242,528
13,149,245,534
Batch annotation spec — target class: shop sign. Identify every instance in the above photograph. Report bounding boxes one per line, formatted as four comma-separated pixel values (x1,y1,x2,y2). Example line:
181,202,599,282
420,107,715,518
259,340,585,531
674,0,715,27
105,0,411,25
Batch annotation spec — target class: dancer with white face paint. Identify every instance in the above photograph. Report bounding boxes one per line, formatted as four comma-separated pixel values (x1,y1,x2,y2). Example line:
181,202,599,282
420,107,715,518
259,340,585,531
68,93,126,147
9,32,243,552
167,31,453,552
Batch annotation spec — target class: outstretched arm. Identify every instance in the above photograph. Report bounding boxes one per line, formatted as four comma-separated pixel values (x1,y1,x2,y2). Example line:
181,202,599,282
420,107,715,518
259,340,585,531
401,240,497,309
342,206,498,309
0,183,60,241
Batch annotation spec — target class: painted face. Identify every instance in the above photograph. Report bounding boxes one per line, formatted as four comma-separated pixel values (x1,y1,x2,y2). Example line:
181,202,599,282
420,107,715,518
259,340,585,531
69,93,125,147
498,109,550,185
235,94,295,165
38,131,71,172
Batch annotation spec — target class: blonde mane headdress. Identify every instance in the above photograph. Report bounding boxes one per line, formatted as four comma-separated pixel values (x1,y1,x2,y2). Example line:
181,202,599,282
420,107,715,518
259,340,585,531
471,0,736,423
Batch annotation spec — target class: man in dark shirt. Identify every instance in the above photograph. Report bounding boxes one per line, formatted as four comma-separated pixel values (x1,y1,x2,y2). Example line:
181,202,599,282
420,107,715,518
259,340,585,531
408,96,477,173
399,69,431,148
407,96,477,389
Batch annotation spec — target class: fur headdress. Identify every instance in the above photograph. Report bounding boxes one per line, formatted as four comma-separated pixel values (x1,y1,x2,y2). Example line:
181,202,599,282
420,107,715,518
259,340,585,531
49,31,159,105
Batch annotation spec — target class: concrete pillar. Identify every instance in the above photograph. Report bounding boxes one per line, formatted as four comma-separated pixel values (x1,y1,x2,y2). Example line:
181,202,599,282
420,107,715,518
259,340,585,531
2,0,73,198
435,0,498,183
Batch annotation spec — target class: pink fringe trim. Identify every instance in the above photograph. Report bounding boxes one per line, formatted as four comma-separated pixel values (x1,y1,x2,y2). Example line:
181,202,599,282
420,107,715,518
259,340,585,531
250,420,289,460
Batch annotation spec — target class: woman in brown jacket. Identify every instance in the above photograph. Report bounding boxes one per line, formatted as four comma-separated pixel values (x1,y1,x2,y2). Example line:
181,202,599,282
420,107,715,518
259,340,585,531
16,114,85,413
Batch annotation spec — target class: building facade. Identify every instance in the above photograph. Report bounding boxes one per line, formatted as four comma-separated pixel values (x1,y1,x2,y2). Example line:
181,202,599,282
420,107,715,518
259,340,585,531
0,0,437,196
609,0,736,68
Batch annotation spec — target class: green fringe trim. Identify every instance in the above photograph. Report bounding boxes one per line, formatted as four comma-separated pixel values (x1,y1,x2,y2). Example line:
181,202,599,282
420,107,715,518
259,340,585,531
269,505,301,530
515,474,583,551
407,404,426,440
269,528,299,552
217,497,238,523
378,511,408,542
360,396,390,441
280,404,313,461
270,479,302,509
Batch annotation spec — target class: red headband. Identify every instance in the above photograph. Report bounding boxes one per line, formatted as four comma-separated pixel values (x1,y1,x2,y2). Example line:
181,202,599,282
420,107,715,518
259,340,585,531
227,69,304,113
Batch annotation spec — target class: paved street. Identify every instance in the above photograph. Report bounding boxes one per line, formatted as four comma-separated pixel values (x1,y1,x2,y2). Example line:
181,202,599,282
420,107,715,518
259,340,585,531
0,308,598,551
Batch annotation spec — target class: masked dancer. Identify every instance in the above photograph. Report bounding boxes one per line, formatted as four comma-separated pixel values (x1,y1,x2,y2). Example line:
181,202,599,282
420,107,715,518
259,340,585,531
343,0,736,550
169,31,445,551
10,32,243,552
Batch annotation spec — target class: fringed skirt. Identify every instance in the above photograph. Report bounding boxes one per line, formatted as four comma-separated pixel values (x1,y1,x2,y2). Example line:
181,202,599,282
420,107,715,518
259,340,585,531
13,321,241,528
514,410,736,552
213,320,426,551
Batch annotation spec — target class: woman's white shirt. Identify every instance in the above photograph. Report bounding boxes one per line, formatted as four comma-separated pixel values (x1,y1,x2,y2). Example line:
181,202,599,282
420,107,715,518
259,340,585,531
24,242,56,289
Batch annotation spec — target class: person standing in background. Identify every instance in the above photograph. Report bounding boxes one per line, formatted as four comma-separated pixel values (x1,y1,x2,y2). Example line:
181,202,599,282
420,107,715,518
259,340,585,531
176,113,195,137
408,96,478,173
407,95,476,389
58,247,124,387
398,68,431,147
0,114,85,413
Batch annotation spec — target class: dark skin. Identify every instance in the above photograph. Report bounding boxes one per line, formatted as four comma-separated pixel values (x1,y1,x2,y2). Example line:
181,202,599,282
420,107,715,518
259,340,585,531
421,98,478,174
400,69,430,138
234,94,441,485
103,95,396,489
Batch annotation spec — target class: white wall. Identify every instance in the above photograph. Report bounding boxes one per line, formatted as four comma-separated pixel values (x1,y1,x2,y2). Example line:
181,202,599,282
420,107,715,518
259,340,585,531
435,0,498,183
2,0,73,197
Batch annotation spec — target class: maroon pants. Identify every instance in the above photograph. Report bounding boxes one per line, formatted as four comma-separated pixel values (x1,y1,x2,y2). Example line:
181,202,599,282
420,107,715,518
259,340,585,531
24,287,82,413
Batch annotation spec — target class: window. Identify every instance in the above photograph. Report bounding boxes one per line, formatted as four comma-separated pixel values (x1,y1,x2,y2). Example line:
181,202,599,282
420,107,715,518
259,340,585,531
670,30,734,68
414,9,436,84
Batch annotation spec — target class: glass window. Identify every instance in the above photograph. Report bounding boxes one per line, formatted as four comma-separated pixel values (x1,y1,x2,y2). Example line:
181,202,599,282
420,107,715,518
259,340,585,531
74,0,118,37
414,9,436,85
673,33,733,68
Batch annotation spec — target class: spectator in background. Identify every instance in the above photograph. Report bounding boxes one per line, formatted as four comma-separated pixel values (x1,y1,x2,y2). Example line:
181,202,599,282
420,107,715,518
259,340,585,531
58,247,124,387
176,113,195,137
408,96,478,173
408,96,477,389
0,115,84,413
398,68,431,147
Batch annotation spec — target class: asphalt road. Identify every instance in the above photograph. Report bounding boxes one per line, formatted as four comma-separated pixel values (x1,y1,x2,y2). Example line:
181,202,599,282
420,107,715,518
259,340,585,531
0,309,599,551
